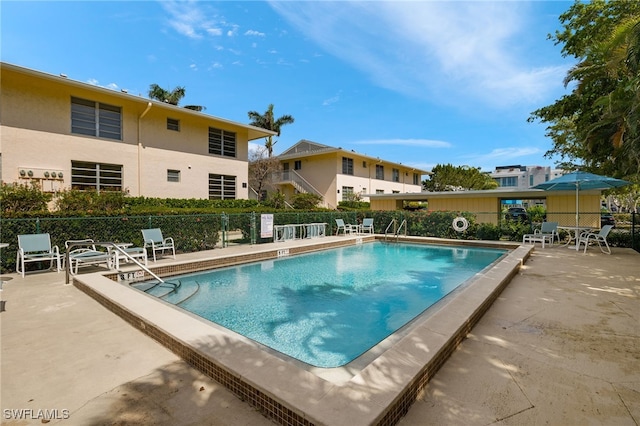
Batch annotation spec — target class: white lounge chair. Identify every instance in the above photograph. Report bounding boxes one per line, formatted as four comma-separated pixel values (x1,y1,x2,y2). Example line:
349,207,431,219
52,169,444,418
142,228,175,262
577,225,613,254
16,233,62,277
65,239,113,275
361,218,374,234
335,218,356,236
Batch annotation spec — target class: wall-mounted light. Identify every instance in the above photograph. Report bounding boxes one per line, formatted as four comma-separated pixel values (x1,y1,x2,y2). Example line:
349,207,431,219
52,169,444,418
19,169,26,177
27,170,33,177
44,171,50,178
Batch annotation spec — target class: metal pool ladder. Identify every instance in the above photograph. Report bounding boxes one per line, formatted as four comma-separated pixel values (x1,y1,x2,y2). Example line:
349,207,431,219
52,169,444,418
384,219,407,242
65,241,173,288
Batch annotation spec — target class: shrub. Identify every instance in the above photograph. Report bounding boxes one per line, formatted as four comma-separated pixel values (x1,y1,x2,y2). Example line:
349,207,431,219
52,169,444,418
55,189,127,213
475,223,502,240
290,193,322,210
0,182,52,213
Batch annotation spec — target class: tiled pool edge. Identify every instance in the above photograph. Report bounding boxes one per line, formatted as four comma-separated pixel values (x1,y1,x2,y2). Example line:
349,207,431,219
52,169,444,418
73,238,531,426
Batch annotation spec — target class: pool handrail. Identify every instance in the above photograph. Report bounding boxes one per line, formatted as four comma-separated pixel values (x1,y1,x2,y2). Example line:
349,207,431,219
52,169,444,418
384,219,407,242
65,241,165,285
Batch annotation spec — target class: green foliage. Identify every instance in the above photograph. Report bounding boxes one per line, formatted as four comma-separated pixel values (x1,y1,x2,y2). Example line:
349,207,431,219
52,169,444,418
262,192,287,209
290,193,322,210
527,205,547,222
501,221,534,242
475,223,502,241
529,1,640,180
337,200,371,211
247,104,295,157
423,164,498,191
55,189,127,213
0,182,52,213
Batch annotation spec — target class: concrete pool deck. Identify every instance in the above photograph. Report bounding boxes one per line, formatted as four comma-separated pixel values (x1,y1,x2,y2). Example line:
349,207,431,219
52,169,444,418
1,237,638,425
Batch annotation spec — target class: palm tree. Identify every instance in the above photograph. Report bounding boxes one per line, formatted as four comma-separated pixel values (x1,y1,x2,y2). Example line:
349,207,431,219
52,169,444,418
148,85,206,112
247,104,295,157
148,84,186,105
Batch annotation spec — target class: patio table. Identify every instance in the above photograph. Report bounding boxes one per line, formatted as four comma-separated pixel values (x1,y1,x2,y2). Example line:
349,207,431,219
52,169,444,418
558,226,591,251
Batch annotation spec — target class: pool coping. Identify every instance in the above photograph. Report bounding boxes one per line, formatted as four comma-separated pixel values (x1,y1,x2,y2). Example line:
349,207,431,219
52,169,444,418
72,236,530,426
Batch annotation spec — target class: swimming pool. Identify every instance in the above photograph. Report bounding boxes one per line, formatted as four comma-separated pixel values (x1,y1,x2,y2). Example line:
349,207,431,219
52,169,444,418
74,236,530,426
134,242,506,368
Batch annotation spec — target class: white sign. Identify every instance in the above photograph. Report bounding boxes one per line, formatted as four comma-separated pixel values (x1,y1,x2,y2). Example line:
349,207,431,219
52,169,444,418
261,214,274,238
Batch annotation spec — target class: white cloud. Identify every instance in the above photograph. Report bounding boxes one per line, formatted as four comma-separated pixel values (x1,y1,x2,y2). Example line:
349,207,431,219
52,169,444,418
322,92,341,106
354,138,452,148
87,78,99,86
268,1,569,110
244,29,265,37
161,1,230,40
206,28,222,36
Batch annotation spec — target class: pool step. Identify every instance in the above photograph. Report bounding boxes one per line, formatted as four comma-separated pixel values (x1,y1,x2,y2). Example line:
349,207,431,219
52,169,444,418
132,279,199,306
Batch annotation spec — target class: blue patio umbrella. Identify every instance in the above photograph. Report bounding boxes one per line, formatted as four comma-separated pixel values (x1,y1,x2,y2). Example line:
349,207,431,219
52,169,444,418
533,171,630,227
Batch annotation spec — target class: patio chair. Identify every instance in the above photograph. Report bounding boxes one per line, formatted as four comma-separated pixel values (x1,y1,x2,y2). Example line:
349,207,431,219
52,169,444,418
16,233,62,277
577,225,613,254
361,218,374,234
534,221,559,244
65,239,113,275
142,228,175,262
108,244,148,269
335,218,356,236
522,221,558,248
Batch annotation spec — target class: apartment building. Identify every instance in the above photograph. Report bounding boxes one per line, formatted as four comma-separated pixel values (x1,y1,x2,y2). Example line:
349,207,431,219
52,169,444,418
0,62,275,199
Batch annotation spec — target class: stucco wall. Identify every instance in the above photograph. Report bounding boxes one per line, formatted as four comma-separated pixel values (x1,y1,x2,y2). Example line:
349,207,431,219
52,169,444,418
1,65,252,199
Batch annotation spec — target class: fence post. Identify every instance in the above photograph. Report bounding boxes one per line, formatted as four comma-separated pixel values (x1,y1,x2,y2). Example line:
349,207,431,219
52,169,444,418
632,212,637,252
250,212,256,245
221,213,228,248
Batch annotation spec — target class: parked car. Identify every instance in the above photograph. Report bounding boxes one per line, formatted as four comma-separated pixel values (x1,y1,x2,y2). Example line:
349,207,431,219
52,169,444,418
601,210,616,227
506,207,529,222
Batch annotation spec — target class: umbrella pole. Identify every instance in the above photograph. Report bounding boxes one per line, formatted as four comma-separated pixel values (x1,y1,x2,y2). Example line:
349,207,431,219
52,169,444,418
575,184,579,228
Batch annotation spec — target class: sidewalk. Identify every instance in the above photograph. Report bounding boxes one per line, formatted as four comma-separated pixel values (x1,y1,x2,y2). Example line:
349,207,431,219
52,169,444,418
1,243,638,425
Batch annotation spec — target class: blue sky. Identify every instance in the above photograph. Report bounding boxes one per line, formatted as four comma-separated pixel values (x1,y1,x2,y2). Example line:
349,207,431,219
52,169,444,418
2,1,575,173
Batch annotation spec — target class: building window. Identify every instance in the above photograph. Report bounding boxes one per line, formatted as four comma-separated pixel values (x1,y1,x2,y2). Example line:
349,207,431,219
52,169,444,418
376,164,384,180
342,157,354,175
208,127,236,158
376,189,384,194
167,118,180,131
392,190,400,194
209,174,236,199
167,169,180,182
71,161,122,192
500,177,518,187
413,173,420,185
529,175,534,187
294,160,302,170
71,97,122,140
392,168,400,182
341,186,354,201
363,161,367,168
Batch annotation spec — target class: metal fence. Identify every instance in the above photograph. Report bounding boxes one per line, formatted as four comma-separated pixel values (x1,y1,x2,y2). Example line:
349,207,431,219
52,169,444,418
1,211,637,274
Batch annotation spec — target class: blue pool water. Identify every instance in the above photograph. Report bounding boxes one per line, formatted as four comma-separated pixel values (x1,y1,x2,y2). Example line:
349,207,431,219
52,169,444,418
135,242,506,368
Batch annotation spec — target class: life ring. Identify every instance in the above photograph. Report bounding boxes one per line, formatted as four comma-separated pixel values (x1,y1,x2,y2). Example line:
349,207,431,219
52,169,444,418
452,216,469,232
